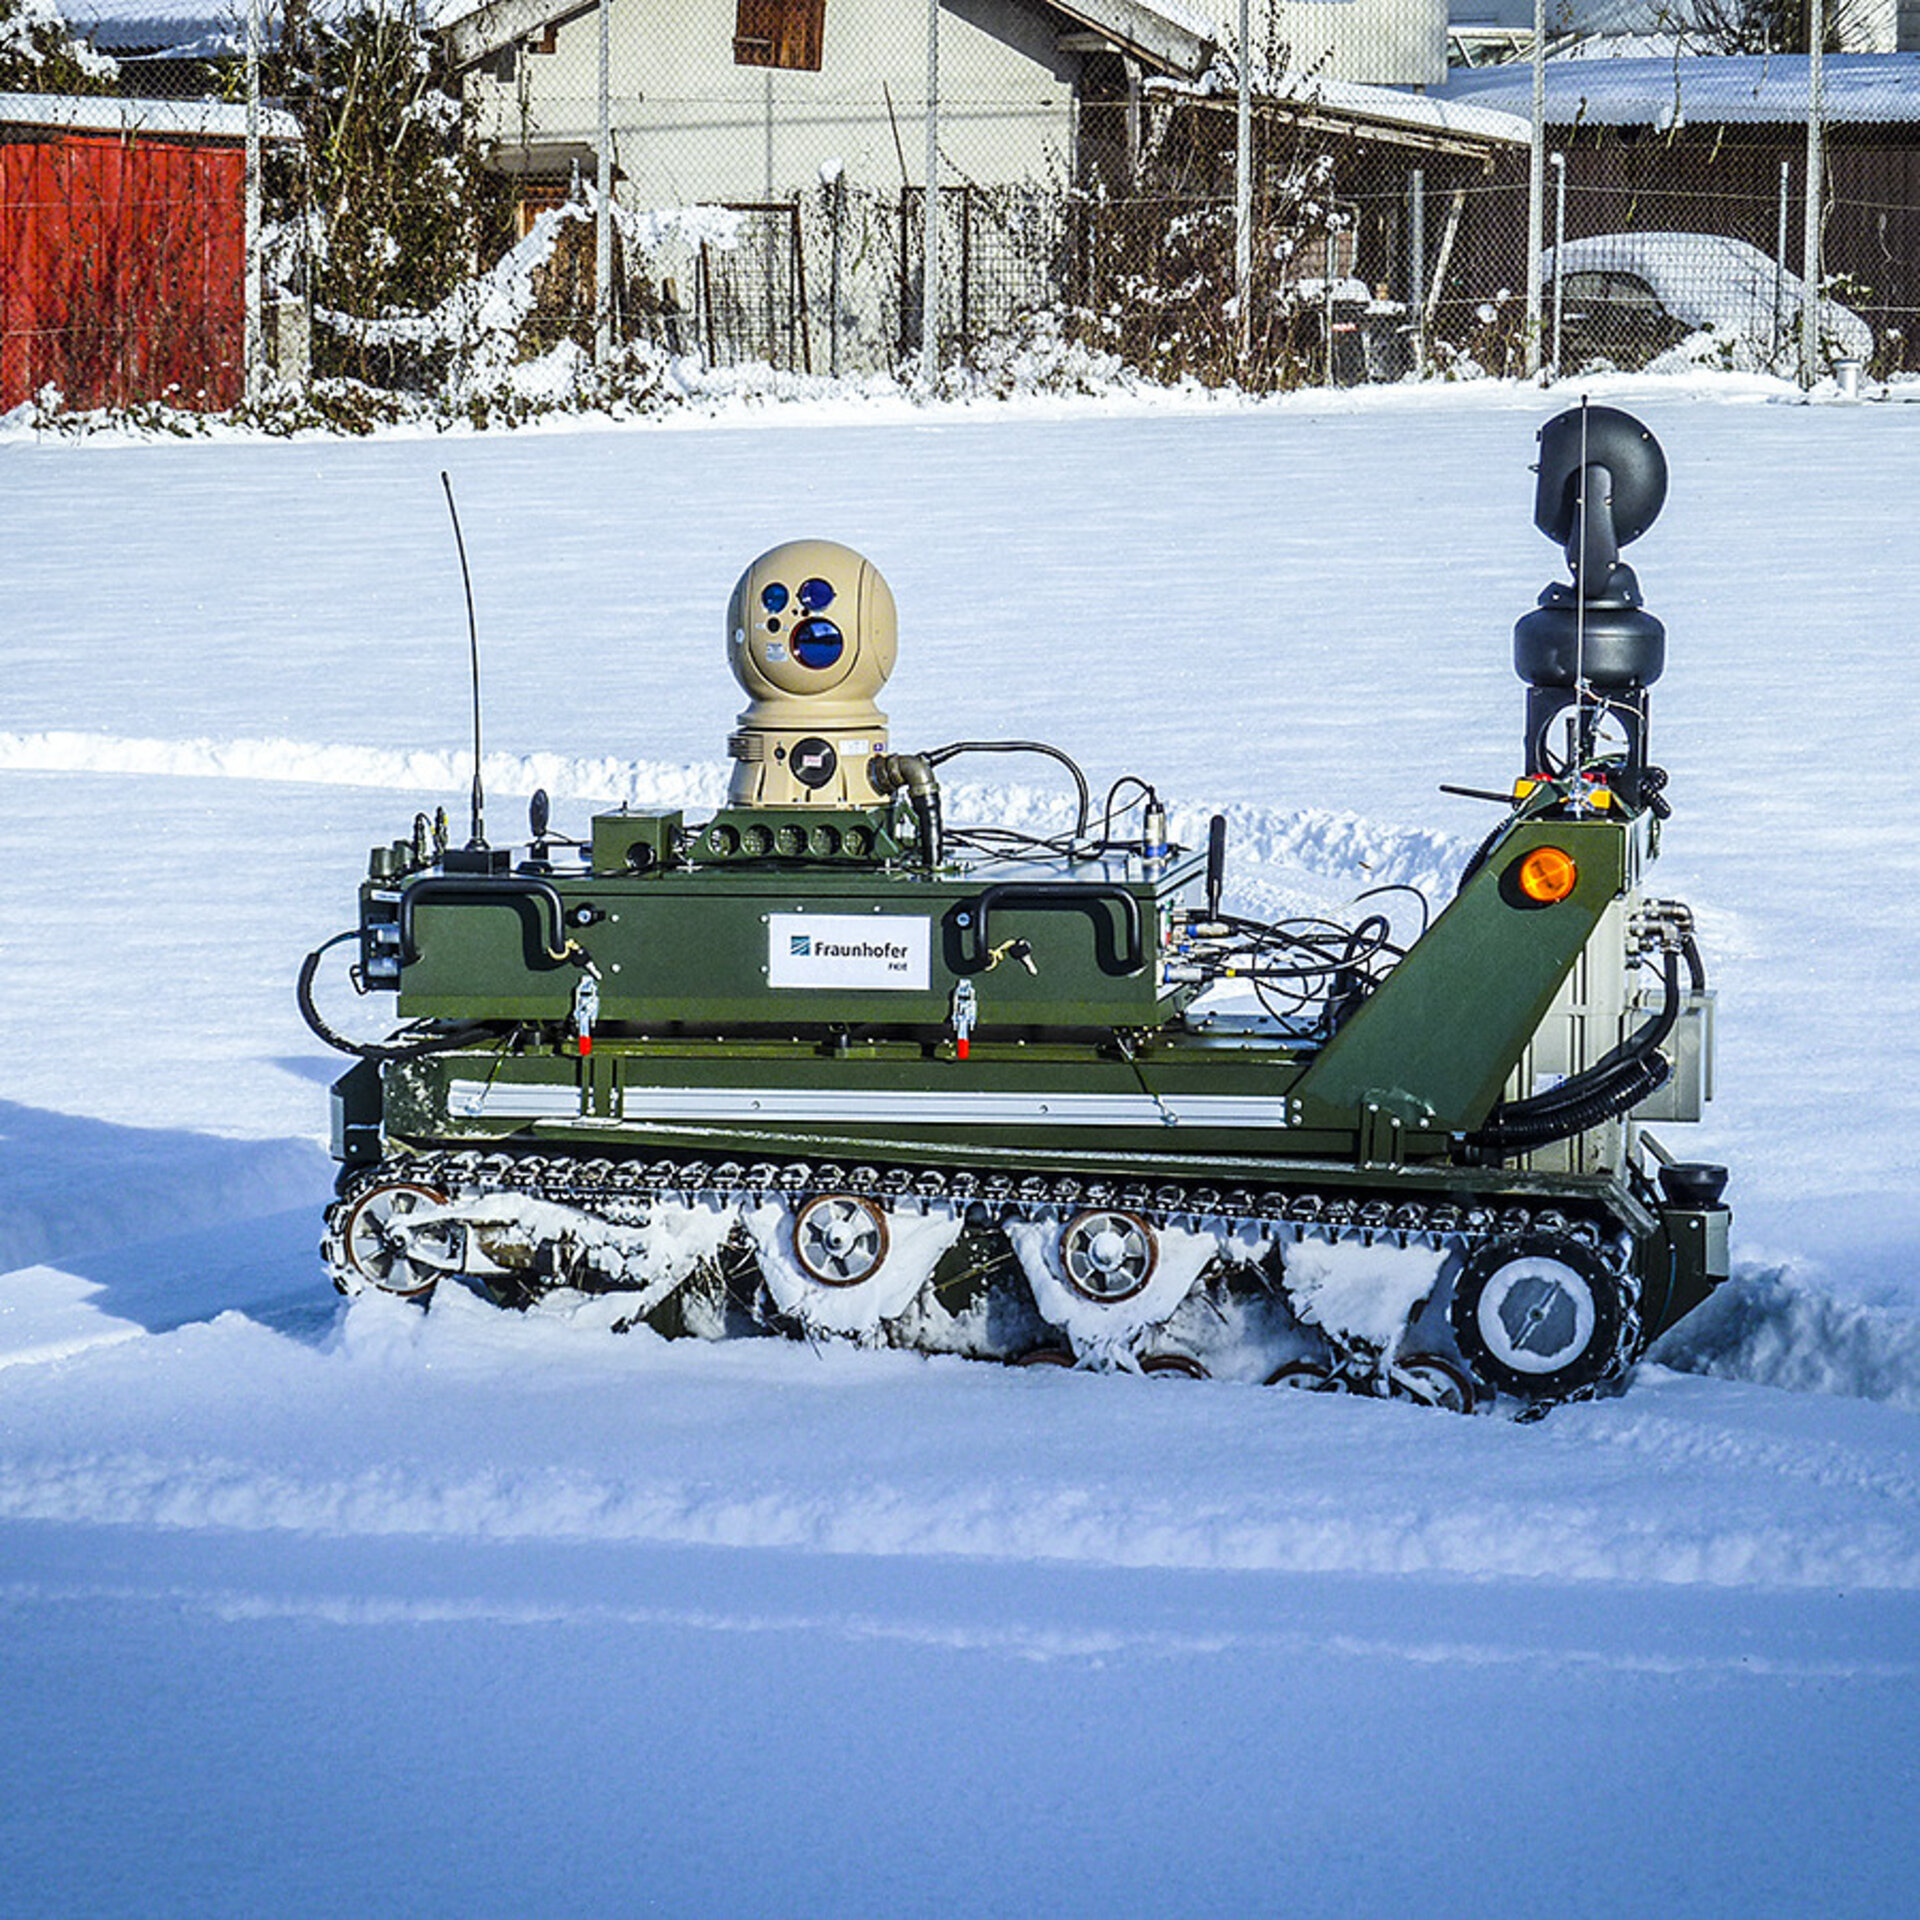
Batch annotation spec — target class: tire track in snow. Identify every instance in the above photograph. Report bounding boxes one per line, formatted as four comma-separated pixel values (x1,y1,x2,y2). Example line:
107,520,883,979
4,1577,1914,1680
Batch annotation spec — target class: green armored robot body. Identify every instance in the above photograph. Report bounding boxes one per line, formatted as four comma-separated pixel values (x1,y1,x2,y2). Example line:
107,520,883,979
303,406,1730,1415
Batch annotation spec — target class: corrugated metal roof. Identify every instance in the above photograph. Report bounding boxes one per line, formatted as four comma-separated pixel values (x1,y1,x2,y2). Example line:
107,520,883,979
1438,53,1920,128
60,0,344,55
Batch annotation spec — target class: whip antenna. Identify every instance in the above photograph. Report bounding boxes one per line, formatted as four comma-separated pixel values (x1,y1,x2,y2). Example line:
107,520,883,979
442,471,486,849
1572,396,1591,775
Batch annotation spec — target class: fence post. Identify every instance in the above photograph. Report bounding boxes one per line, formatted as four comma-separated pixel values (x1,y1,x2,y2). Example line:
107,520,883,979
1408,168,1425,376
1550,151,1566,377
1236,0,1251,371
1523,0,1546,378
829,168,845,378
1775,156,1790,367
1800,0,1825,388
244,0,262,406
959,184,972,356
595,0,611,363
791,199,813,374
920,0,940,391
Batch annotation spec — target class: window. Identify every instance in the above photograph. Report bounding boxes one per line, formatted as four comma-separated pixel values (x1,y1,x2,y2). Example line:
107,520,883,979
734,0,825,72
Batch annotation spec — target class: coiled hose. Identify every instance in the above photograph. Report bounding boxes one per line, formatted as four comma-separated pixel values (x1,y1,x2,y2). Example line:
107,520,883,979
1467,942,1684,1153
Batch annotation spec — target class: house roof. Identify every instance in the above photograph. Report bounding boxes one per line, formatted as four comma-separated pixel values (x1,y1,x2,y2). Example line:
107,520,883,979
1158,56,1531,154
437,0,1220,76
59,0,347,58
1437,53,1920,129
0,89,302,140
1046,0,1215,75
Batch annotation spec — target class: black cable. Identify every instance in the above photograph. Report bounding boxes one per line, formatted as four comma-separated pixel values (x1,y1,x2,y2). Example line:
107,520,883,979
1097,775,1154,849
1190,903,1405,1028
925,740,1091,843
943,825,1080,861
1468,1054,1672,1153
1459,817,1510,892
297,931,492,1062
1681,930,1706,991
1353,882,1432,942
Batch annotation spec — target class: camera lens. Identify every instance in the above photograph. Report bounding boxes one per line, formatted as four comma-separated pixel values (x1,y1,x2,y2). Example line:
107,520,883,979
790,617,844,669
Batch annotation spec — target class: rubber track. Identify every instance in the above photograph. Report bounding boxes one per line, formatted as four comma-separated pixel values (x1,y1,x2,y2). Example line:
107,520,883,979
323,1147,1646,1410
336,1146,1621,1251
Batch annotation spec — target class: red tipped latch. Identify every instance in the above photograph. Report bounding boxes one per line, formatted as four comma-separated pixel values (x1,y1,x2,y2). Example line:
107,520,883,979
571,966,601,1057
949,978,978,1062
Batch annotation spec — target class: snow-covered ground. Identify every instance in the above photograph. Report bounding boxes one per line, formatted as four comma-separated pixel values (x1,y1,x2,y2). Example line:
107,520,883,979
3,377,1918,1914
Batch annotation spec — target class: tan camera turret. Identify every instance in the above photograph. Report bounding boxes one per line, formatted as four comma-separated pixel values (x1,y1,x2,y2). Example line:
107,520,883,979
725,540,896,807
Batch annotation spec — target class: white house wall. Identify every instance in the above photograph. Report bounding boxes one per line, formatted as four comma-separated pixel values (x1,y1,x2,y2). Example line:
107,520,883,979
1243,0,1448,86
468,0,1082,204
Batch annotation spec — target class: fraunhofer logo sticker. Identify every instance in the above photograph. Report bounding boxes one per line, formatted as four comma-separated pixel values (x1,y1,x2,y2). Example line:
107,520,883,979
769,914,930,990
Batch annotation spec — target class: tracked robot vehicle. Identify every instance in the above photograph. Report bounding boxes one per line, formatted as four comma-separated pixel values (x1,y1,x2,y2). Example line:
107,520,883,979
305,405,1729,1414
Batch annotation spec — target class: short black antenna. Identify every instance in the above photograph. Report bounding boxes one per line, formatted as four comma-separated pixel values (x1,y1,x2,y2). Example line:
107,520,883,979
442,471,486,849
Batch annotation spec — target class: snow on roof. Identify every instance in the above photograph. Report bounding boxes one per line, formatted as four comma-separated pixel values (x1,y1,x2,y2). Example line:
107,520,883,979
1158,60,1531,148
0,89,303,141
1272,70,1529,145
1046,0,1218,72
1447,0,1669,30
1438,53,1920,128
60,0,347,55
61,0,238,54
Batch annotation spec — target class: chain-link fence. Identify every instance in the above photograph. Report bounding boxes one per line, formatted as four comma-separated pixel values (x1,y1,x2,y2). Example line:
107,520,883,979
1443,32,1920,384
4,0,1916,419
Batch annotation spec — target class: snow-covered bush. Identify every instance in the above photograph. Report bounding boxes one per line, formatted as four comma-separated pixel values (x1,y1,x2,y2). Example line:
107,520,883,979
263,0,508,388
0,0,115,90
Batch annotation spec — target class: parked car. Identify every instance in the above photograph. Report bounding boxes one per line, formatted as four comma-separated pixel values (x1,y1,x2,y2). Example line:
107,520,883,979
1543,231,1872,374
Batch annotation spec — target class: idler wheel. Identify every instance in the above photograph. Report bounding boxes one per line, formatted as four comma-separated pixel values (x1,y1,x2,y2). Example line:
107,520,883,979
338,1180,452,1299
792,1193,889,1287
1389,1352,1478,1414
1449,1233,1634,1400
1059,1209,1156,1303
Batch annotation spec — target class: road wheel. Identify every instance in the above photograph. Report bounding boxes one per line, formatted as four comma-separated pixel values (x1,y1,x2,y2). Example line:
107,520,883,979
1059,1210,1156,1303
1265,1358,1340,1392
1389,1352,1478,1414
792,1193,890,1286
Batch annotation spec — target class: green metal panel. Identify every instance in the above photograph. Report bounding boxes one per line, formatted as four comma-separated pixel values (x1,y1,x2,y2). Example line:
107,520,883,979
1290,815,1630,1131
590,809,682,874
394,853,1206,1033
